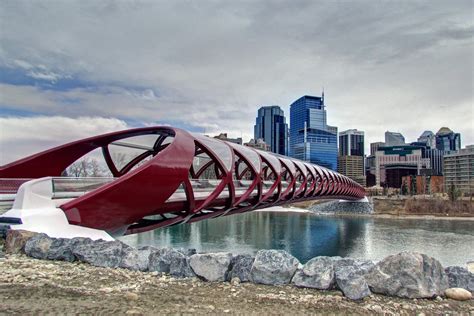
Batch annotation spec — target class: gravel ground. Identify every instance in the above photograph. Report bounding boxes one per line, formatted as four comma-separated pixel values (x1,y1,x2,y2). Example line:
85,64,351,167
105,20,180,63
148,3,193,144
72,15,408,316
0,254,473,315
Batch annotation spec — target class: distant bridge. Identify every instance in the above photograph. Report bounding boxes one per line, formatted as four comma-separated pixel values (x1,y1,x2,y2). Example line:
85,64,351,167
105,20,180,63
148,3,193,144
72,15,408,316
0,127,365,240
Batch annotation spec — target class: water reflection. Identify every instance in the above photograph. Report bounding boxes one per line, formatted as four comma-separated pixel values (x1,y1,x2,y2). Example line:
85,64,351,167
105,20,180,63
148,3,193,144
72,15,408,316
119,209,474,266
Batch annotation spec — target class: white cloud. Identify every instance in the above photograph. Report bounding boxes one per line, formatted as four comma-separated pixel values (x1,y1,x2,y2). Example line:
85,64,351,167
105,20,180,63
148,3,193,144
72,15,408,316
27,70,66,82
0,1,472,154
0,116,129,165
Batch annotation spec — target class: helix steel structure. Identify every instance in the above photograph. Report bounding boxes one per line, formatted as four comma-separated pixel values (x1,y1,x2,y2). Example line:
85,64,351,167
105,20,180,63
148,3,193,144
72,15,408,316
0,126,366,239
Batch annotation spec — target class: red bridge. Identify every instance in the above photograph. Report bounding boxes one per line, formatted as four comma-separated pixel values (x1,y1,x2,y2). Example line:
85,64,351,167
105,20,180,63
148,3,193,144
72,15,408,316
0,127,365,240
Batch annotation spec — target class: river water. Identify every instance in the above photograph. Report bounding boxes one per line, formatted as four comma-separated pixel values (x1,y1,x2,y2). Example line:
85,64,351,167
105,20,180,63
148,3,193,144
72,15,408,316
119,207,474,267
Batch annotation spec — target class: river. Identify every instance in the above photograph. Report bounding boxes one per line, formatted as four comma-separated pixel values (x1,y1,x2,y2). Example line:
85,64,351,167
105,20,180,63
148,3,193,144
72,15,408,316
119,207,474,266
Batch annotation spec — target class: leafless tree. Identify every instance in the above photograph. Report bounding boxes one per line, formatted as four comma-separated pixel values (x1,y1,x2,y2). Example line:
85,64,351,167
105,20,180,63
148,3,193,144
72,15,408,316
64,157,109,177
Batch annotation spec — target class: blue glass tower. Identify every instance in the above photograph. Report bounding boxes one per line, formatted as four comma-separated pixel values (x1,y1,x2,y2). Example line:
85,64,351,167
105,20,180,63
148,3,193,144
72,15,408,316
254,106,288,155
289,94,338,170
435,127,461,152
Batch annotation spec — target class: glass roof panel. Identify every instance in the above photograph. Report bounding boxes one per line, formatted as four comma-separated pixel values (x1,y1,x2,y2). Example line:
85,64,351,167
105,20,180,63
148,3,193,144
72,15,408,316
193,134,233,171
255,150,281,174
226,142,261,172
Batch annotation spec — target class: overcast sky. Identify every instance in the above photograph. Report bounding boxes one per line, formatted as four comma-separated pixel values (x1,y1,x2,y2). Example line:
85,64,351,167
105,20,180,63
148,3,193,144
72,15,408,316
0,0,473,164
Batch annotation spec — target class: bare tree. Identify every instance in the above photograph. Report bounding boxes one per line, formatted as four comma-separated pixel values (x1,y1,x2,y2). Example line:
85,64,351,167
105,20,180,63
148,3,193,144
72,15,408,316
64,157,110,177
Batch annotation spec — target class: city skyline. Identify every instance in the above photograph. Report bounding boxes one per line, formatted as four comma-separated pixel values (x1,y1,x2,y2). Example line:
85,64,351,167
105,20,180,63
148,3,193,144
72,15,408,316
0,1,473,165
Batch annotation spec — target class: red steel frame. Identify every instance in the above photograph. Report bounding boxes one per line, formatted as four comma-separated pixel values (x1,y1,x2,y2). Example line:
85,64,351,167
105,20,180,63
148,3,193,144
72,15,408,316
0,126,366,236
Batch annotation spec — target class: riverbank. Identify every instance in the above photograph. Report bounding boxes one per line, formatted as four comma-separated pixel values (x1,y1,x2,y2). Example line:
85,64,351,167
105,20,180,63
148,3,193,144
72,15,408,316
290,196,474,218
1,254,473,315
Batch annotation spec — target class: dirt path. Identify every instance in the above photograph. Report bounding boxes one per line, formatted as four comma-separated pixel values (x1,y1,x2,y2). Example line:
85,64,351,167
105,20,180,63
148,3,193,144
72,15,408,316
0,255,473,315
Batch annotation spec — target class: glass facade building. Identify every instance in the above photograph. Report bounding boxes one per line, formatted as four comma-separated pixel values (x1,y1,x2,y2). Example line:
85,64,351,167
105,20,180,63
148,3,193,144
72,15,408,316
435,127,461,152
385,131,405,146
339,129,364,156
254,106,288,155
417,130,436,148
289,95,338,170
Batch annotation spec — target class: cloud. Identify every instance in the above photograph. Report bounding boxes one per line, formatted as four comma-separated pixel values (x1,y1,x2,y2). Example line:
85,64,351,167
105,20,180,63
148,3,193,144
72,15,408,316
0,116,129,165
0,0,472,156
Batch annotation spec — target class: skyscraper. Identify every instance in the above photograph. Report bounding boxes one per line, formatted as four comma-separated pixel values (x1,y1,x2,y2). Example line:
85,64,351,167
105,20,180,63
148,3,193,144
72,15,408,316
385,131,405,146
289,94,338,170
338,129,365,185
339,129,364,156
254,105,288,155
417,131,436,148
435,127,461,152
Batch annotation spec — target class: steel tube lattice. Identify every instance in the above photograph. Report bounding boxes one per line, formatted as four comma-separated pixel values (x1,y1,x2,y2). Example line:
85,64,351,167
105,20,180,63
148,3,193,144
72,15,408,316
0,126,366,236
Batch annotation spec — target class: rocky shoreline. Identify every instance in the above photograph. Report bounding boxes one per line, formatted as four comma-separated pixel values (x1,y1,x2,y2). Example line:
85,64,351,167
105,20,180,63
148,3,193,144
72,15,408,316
1,230,473,314
308,200,374,214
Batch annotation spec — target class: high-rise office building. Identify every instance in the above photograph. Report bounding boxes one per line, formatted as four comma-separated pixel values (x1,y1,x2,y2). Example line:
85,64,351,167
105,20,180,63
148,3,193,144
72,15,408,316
339,129,364,156
410,141,444,175
338,156,366,186
289,94,338,170
417,131,436,148
254,106,288,155
385,131,405,146
338,129,365,185
435,127,461,152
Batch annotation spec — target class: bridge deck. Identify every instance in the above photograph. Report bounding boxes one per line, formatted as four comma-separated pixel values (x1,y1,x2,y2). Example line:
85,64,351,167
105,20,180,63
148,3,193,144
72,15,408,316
0,177,290,213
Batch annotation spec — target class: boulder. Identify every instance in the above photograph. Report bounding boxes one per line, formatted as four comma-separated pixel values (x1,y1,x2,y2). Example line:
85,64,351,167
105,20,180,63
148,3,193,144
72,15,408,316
444,288,472,301
189,252,232,282
335,266,371,300
148,247,195,278
292,256,335,290
24,233,52,259
119,248,141,271
177,248,197,257
228,254,255,282
46,238,76,262
72,239,128,268
366,252,448,298
445,266,474,293
120,246,158,271
250,250,300,285
5,229,38,254
333,257,375,275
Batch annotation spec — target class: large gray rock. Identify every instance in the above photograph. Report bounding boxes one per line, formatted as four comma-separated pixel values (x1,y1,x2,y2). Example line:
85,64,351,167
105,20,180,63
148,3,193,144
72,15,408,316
46,238,77,262
366,252,449,298
335,265,371,300
148,247,195,278
333,257,375,275
24,233,52,259
72,239,128,268
445,266,474,293
189,252,232,282
228,254,255,282
292,256,336,290
250,250,300,285
177,248,197,257
119,243,159,272
25,235,92,262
